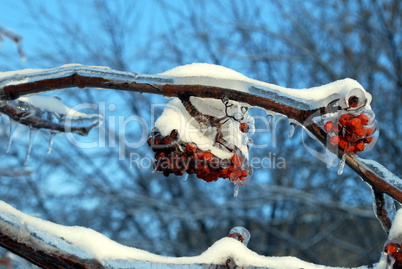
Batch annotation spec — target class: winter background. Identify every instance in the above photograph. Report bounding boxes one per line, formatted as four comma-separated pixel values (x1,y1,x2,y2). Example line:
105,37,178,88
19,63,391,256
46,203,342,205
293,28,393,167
0,0,401,268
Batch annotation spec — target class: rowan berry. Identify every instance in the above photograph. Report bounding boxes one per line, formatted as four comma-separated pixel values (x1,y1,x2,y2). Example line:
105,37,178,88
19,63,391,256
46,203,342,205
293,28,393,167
338,138,348,150
339,114,351,126
358,114,369,125
349,118,362,129
324,121,335,133
185,143,197,155
239,123,250,133
348,96,359,108
354,127,366,137
366,128,374,136
330,135,340,146
355,142,365,152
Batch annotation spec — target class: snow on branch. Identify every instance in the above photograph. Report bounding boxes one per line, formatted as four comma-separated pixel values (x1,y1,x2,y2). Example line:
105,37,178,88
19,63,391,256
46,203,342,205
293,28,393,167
0,201,383,269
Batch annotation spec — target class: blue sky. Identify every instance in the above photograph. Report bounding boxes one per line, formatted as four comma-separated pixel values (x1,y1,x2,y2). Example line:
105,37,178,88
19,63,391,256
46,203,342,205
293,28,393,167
0,0,169,72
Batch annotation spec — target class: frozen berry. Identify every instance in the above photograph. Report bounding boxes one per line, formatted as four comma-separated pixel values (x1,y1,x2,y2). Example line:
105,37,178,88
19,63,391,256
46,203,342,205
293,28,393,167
185,143,197,155
170,129,179,140
363,136,373,143
344,144,355,153
354,127,366,137
330,135,340,146
324,121,335,133
358,114,369,125
366,128,374,136
339,114,351,126
355,142,365,152
348,96,359,108
349,118,362,129
338,138,348,150
239,123,250,133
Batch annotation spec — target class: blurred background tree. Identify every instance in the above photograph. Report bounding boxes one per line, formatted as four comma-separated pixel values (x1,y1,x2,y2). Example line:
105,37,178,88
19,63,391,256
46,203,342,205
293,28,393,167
0,0,401,267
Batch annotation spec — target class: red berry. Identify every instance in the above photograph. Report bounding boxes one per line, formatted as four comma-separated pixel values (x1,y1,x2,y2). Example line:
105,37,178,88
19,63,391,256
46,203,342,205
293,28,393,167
239,123,250,133
154,137,163,145
323,121,335,133
345,132,359,143
330,135,340,146
196,151,204,160
355,142,365,152
203,152,213,162
366,128,374,136
349,118,362,129
230,154,243,171
163,136,174,145
344,144,355,153
358,114,369,125
338,138,348,150
170,129,179,140
348,96,359,108
354,127,367,137
155,151,166,159
185,143,197,155
364,137,373,144
339,114,351,126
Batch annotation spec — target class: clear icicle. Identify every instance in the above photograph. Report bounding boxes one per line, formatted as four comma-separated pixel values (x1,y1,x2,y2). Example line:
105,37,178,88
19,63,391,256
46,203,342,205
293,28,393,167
338,154,347,175
6,120,17,153
233,184,240,197
288,123,296,138
24,127,38,165
47,131,57,154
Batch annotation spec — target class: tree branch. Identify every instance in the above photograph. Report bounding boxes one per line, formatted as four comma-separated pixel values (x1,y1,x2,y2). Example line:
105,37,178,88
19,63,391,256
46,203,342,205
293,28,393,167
0,64,400,267
0,201,372,269
1,65,399,203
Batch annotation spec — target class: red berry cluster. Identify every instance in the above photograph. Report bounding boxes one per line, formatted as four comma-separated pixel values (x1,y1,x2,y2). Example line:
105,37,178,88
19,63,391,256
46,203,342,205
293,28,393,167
148,128,249,184
385,242,402,269
323,112,376,153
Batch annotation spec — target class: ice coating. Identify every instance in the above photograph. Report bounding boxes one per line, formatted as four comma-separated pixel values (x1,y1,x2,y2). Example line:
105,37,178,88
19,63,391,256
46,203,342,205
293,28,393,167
158,63,373,111
356,157,402,192
18,95,88,117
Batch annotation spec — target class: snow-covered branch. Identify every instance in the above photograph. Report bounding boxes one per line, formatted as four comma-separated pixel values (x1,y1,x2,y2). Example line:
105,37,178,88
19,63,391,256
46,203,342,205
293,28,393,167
0,201,384,269
0,64,400,203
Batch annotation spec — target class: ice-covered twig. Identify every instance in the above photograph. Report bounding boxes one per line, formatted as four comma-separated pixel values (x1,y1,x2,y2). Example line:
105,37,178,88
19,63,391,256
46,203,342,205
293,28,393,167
372,190,394,233
0,100,100,136
0,201,373,269
0,26,26,61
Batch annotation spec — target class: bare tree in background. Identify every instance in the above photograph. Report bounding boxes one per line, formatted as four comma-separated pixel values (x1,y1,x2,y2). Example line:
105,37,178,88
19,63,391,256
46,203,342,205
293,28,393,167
0,0,401,267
